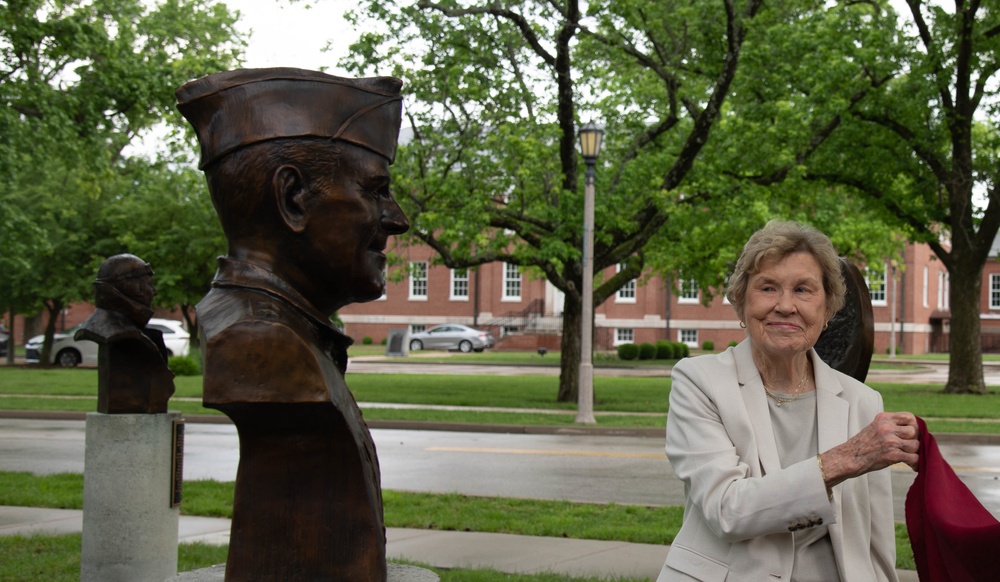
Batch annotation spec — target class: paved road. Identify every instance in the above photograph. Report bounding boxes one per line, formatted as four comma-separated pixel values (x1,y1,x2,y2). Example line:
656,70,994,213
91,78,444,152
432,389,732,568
2,418,998,522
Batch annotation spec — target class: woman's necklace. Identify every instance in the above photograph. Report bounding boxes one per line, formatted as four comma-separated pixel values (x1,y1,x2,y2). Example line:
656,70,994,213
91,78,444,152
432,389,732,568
763,386,805,407
762,373,808,407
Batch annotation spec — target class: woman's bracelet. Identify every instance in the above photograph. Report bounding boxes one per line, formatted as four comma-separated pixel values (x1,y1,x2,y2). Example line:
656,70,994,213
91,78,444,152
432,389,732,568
817,454,833,500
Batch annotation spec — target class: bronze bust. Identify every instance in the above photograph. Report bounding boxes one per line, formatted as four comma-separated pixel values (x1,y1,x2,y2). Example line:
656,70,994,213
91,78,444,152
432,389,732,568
76,254,175,414
177,67,409,581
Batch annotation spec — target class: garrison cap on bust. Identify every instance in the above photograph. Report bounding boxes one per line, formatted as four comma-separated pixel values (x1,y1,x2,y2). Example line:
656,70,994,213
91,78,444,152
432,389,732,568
176,67,403,169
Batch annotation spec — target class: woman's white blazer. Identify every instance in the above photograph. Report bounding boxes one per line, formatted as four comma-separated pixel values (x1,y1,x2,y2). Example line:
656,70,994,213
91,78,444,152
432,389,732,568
656,340,898,581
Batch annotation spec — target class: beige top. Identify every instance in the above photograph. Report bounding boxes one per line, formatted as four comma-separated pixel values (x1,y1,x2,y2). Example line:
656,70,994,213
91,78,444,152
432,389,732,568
766,388,842,582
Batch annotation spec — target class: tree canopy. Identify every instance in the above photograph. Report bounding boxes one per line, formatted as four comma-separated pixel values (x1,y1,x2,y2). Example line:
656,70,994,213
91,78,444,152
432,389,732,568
343,0,914,403
721,0,1000,393
1,0,242,360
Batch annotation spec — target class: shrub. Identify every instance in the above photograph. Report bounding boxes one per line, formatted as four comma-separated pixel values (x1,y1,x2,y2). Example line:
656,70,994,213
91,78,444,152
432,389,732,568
617,343,640,360
381,337,387,345
655,340,674,360
168,355,201,376
728,341,739,348
638,342,657,360
674,342,690,358
702,340,715,352
362,336,374,345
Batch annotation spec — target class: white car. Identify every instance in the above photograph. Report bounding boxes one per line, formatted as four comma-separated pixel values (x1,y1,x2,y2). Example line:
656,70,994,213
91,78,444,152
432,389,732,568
25,318,190,367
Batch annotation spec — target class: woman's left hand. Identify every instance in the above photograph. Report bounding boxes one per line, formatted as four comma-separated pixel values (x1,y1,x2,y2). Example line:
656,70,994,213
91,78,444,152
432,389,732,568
820,412,920,488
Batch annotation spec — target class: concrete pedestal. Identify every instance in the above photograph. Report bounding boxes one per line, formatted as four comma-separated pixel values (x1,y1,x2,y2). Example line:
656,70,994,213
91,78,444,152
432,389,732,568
80,411,182,582
167,563,440,581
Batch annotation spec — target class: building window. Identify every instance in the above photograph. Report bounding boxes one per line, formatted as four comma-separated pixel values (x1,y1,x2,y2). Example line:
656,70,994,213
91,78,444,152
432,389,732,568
410,324,426,334
866,267,887,306
922,266,929,308
937,270,949,310
615,328,634,345
503,263,521,301
616,264,636,303
679,329,698,347
409,261,428,300
991,275,1000,310
450,268,469,301
678,278,699,304
502,325,520,337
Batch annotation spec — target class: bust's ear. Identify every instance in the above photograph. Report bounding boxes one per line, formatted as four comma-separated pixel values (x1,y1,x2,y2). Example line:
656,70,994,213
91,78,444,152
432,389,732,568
273,164,308,233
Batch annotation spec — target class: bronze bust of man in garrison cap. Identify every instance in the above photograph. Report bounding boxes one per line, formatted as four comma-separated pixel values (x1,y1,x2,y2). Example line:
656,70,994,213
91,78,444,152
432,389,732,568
177,68,409,581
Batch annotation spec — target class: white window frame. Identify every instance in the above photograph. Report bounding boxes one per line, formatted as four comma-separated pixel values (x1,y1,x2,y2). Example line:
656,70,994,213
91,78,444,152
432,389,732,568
616,264,636,303
866,266,887,306
937,270,949,310
502,262,521,301
679,329,698,347
678,278,699,304
450,268,469,301
409,261,428,301
378,266,388,301
922,266,929,308
614,328,634,346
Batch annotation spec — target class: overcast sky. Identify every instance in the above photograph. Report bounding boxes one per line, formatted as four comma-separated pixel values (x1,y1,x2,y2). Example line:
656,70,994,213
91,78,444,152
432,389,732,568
233,0,359,74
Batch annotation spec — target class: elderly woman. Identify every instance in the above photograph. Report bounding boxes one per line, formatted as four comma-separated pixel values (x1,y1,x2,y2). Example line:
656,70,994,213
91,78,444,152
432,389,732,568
657,220,919,582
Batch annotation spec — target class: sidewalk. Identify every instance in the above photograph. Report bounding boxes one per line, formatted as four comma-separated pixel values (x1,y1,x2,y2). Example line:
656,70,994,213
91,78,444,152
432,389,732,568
1,506,918,581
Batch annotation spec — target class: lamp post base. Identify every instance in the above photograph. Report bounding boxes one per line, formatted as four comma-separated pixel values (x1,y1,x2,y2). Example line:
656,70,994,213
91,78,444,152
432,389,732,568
575,363,597,424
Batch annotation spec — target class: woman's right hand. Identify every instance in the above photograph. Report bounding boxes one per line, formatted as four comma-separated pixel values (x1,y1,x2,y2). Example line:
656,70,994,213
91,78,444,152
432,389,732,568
820,412,920,489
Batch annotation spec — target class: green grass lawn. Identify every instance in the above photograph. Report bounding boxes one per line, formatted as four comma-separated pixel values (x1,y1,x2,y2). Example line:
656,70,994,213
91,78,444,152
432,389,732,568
0,354,954,578
0,533,648,582
0,471,915,573
1,364,998,433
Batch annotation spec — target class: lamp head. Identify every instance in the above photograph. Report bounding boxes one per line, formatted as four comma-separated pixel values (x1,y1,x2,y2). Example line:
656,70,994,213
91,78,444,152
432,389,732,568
578,121,604,162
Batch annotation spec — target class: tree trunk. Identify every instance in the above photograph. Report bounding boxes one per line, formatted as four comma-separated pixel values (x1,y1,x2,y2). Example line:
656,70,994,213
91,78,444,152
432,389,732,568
944,256,986,394
180,304,199,351
558,290,582,403
5,308,14,365
39,299,64,366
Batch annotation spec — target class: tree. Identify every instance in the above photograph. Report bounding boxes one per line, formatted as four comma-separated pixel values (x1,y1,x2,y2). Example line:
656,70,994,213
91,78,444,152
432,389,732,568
106,158,226,348
344,0,766,403
1,0,243,362
724,0,1000,393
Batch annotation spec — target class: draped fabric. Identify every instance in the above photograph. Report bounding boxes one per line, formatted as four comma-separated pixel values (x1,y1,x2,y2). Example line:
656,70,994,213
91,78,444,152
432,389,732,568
905,416,1000,582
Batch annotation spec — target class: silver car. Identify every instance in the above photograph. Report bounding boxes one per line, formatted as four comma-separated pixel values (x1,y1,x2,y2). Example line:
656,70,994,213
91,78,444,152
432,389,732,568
408,324,495,353
25,318,191,367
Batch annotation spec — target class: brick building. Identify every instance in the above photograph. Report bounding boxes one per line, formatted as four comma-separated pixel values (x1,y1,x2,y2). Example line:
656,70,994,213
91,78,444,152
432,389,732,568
338,239,977,356
13,239,1000,356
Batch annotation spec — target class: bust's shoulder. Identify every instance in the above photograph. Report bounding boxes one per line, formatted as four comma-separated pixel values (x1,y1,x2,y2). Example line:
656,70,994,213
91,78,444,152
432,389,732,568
76,309,144,344
197,289,330,404
198,287,310,338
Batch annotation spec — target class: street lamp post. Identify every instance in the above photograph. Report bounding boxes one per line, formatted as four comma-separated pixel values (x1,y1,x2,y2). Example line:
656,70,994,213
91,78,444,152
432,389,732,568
576,122,603,424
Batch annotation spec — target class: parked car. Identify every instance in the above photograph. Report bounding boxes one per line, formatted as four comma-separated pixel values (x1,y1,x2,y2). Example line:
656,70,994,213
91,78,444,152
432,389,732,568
24,318,190,367
0,324,8,357
408,324,495,353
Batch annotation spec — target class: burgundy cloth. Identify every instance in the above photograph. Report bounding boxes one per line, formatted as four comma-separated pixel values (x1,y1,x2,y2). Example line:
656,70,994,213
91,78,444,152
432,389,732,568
905,416,1000,581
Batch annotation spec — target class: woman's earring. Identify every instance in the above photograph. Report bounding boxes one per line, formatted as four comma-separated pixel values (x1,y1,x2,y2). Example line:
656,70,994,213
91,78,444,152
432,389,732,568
739,321,747,329
823,322,829,330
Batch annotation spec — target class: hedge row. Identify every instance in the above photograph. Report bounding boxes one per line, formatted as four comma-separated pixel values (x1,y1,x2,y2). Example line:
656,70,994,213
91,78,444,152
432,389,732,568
616,340,691,361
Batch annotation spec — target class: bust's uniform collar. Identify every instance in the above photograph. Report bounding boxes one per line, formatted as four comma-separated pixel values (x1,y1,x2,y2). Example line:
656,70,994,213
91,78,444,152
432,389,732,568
211,257,354,353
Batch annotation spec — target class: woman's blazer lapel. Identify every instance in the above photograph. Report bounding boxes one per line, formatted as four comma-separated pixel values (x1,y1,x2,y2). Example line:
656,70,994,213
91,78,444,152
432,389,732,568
732,341,783,475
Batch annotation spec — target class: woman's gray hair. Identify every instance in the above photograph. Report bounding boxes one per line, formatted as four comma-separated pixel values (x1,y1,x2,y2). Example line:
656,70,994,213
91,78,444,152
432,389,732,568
725,220,846,321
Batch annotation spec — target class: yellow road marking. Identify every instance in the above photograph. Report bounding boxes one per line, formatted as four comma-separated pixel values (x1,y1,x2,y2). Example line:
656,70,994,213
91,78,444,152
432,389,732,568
425,446,663,459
